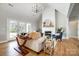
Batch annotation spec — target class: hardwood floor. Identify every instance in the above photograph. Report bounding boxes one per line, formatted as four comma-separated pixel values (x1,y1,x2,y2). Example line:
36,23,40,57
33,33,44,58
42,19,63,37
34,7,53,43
0,41,21,56
54,38,79,56
0,38,79,56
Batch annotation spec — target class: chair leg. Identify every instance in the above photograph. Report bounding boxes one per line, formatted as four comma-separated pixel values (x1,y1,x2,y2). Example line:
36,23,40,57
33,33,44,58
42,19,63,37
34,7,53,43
60,37,62,41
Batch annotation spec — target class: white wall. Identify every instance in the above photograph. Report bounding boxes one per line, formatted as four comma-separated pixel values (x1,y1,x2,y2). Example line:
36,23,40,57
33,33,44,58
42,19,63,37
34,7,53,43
36,15,42,31
55,10,69,38
0,10,38,43
78,16,79,39
0,12,7,42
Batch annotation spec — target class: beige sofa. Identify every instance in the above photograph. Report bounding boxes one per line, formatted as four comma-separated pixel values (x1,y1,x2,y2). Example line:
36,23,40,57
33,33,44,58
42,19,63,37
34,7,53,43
17,32,46,52
25,37,45,52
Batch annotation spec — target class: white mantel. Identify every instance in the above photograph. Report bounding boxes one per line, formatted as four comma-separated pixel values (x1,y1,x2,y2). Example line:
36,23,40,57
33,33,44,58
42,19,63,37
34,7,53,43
42,27,55,34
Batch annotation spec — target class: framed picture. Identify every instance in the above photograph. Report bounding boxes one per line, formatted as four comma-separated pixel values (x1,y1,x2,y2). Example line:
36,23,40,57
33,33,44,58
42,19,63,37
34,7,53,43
43,20,54,27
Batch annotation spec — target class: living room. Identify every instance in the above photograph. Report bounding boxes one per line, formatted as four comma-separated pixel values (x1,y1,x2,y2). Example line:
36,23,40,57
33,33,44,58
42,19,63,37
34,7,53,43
0,3,79,56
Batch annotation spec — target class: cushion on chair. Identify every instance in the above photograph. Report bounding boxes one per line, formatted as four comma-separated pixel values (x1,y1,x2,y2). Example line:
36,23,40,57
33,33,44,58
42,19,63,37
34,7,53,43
28,32,41,40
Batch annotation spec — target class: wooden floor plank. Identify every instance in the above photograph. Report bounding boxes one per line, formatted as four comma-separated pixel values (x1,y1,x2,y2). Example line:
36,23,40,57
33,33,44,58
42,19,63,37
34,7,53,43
0,38,79,56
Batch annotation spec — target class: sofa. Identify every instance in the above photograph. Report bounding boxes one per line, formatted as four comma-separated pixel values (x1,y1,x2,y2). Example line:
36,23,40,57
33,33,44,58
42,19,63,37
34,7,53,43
17,32,46,52
25,37,45,52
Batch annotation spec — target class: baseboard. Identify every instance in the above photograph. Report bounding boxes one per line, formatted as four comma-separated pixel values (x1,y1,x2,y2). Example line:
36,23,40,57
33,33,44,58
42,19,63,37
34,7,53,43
62,36,69,39
0,39,15,44
69,36,79,40
69,36,78,38
0,40,9,43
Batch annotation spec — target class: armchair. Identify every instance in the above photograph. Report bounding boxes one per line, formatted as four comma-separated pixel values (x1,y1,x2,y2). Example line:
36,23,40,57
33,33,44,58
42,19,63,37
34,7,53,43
52,27,64,41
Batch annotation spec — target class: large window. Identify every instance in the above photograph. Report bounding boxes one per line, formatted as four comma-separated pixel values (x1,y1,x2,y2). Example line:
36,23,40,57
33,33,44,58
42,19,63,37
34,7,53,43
8,19,31,40
9,20,17,40
26,23,32,33
18,22,27,34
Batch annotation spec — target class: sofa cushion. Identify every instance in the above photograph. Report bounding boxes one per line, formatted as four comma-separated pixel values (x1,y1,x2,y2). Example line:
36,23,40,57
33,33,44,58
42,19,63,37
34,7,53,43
28,32,41,40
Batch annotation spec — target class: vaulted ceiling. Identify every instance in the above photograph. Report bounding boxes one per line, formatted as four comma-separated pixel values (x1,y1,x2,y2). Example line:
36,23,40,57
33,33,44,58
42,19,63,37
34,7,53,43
0,3,71,21
48,3,70,16
69,3,79,17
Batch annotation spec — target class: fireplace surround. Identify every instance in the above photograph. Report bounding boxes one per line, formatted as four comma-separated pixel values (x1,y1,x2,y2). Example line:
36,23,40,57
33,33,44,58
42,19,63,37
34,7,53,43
45,31,52,38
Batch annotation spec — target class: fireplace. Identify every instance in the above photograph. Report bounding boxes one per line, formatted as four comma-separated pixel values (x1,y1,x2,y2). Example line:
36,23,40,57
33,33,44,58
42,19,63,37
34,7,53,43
45,31,51,38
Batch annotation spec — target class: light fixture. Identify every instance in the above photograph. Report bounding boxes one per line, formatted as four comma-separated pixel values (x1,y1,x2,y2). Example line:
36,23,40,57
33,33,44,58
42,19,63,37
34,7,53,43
8,3,14,7
32,3,44,14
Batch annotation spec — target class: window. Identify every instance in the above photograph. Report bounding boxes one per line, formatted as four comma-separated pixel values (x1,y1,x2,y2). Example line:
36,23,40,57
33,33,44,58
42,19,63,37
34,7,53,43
8,19,32,40
26,23,31,33
18,22,26,34
9,20,17,40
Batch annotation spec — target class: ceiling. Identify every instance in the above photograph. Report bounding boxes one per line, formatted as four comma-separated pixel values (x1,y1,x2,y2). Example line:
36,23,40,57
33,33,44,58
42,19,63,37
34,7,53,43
0,3,47,22
48,3,70,16
0,3,70,21
69,3,79,17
